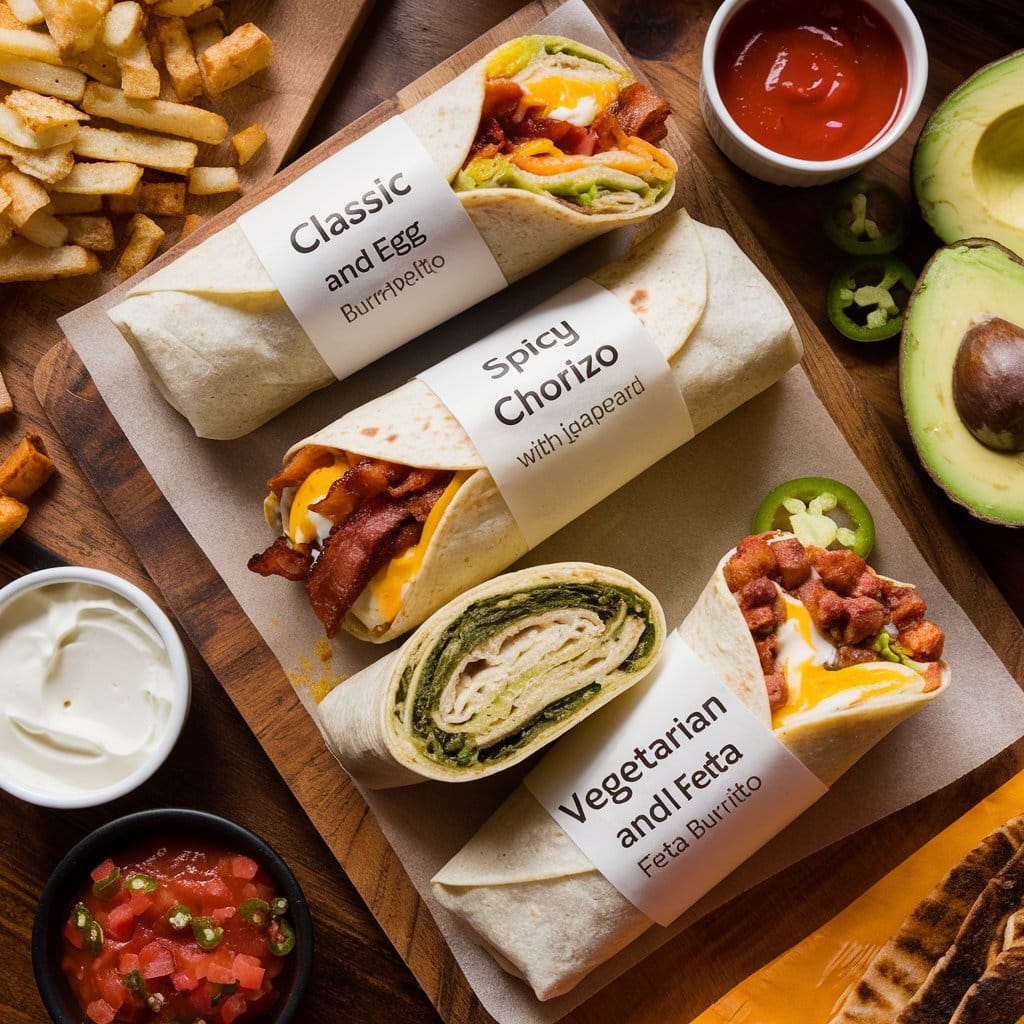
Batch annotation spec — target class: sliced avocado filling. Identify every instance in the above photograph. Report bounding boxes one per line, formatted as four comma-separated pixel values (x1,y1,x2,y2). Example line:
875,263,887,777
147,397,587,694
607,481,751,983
396,582,657,768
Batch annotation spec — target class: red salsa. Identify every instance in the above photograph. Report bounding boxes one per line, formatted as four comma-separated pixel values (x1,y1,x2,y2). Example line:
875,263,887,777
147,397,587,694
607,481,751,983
61,840,297,1024
714,0,907,161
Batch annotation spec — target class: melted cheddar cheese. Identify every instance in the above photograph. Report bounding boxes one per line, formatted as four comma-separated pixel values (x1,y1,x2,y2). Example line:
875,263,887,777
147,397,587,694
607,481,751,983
771,593,924,730
287,456,350,545
369,471,468,623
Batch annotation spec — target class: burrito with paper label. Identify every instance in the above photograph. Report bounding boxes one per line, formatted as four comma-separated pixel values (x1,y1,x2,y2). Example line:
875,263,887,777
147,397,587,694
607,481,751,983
316,562,665,788
430,533,950,1001
248,213,803,642
106,35,677,440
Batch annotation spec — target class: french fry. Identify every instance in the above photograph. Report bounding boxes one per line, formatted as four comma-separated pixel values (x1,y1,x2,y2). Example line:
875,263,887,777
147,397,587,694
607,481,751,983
187,163,235,194
178,209,199,238
0,3,23,29
183,3,219,29
108,178,184,214
152,0,212,16
50,159,142,193
188,18,220,57
81,81,226,142
116,208,161,278
73,124,196,173
6,0,44,26
117,34,159,98
230,121,264,165
0,216,10,245
101,0,144,55
46,189,100,212
0,90,85,148
0,493,29,544
59,211,112,248
198,22,270,96
0,137,73,183
0,235,99,278
0,52,87,102
0,368,12,415
0,163,50,222
37,0,112,57
0,27,62,64
73,40,119,85
0,432,56,499
15,205,67,245
156,15,199,100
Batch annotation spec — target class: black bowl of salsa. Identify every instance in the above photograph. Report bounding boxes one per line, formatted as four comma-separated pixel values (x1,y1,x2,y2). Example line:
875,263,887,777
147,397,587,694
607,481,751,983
32,809,313,1024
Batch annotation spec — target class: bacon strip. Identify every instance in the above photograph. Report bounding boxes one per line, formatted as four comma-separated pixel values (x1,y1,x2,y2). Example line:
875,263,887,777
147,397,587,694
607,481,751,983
305,475,453,636
247,536,313,581
267,445,335,496
609,82,670,144
310,458,404,522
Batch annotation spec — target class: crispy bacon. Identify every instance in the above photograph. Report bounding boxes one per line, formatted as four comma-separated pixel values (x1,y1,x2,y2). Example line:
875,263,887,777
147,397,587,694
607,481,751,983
608,82,670,144
305,475,453,636
267,445,335,496
310,458,405,522
247,536,313,581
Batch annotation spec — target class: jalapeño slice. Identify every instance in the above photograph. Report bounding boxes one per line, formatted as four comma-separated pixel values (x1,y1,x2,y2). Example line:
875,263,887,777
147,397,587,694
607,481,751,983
827,255,916,342
823,179,910,255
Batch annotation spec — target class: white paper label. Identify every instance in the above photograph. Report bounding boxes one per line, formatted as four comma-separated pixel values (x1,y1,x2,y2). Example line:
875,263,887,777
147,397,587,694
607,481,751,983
525,632,828,926
418,279,693,547
237,116,507,381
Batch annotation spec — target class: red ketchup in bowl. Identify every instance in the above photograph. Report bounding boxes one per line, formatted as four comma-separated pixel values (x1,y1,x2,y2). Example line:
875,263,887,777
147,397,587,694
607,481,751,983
714,0,907,161
61,840,296,1024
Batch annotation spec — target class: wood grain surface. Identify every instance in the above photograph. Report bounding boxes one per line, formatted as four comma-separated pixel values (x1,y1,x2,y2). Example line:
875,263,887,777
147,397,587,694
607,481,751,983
3,2,1024,1024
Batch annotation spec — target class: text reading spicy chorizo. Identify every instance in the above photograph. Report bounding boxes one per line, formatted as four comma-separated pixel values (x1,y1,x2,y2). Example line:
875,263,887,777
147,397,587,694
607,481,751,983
484,319,622,427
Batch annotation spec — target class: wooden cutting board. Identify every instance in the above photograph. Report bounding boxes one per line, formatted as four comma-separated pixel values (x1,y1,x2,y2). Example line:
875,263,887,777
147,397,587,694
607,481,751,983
30,3,1024,1024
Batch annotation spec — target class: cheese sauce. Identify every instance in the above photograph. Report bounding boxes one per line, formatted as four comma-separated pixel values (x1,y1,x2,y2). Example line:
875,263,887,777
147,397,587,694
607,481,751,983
0,581,174,797
772,592,922,729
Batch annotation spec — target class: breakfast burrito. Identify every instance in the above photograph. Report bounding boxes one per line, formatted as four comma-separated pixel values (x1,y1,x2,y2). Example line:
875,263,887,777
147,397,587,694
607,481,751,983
316,562,665,788
830,815,1024,1024
430,533,950,1001
106,35,677,440
248,213,803,642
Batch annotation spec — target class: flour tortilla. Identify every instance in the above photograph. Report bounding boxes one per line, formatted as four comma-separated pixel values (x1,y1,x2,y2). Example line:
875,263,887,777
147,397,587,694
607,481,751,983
278,214,801,642
316,562,665,788
431,540,950,1001
106,35,676,440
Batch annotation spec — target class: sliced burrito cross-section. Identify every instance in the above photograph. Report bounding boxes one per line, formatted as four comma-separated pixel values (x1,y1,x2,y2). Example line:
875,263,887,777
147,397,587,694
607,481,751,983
317,562,666,788
249,213,802,641
431,533,950,1001
106,35,677,440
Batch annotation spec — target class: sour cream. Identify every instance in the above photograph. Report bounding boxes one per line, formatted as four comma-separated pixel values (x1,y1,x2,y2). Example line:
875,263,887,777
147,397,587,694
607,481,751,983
0,577,184,802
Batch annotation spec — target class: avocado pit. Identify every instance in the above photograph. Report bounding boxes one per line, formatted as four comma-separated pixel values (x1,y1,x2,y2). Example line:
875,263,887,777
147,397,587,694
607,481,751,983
952,315,1024,452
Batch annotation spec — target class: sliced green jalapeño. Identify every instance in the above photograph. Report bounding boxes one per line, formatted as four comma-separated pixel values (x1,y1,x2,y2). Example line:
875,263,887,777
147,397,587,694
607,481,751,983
823,179,909,255
827,255,916,342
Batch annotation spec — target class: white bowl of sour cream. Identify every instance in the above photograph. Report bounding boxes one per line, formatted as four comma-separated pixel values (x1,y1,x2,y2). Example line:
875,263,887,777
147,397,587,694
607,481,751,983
0,567,190,808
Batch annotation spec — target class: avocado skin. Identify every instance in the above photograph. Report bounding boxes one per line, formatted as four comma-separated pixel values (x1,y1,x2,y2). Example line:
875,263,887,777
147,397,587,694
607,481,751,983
912,49,1024,257
900,238,1024,527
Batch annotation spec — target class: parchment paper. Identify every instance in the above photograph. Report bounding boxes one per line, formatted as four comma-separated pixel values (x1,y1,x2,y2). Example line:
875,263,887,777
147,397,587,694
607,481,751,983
58,2,1024,1022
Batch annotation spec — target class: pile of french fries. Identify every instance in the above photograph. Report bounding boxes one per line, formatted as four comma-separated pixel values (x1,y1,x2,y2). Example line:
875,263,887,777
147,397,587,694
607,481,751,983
0,431,55,543
0,0,272,283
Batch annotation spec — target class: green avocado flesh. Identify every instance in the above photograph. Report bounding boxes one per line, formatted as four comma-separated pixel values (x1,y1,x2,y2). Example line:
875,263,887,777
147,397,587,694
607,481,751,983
900,240,1024,525
913,50,1024,256
395,582,658,769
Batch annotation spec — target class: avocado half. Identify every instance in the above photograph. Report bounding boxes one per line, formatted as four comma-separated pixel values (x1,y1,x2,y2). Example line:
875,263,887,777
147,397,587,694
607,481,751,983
900,239,1024,527
913,49,1024,256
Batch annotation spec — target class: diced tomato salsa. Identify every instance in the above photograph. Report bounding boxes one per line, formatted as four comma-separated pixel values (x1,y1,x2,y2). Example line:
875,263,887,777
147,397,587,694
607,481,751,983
61,839,295,1024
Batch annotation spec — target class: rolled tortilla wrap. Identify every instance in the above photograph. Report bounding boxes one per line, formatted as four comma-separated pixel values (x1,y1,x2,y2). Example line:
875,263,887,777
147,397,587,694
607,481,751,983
431,535,950,1001
252,213,803,641
106,35,677,441
316,562,665,788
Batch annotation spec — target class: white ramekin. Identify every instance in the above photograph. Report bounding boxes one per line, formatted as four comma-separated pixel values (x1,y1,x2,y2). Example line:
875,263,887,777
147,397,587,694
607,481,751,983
0,566,191,809
700,0,929,187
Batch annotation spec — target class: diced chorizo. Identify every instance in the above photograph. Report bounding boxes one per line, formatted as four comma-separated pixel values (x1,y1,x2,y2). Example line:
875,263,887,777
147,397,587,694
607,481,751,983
755,636,777,674
772,536,812,589
834,645,880,668
723,534,777,592
798,577,847,636
922,662,944,693
850,569,883,600
885,584,928,626
898,619,945,661
743,604,779,637
764,672,789,713
808,546,867,595
840,596,888,646
738,576,779,610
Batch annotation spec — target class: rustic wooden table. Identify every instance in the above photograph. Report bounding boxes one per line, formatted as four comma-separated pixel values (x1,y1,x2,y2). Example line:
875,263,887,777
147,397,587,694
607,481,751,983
1,2,1022,1023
